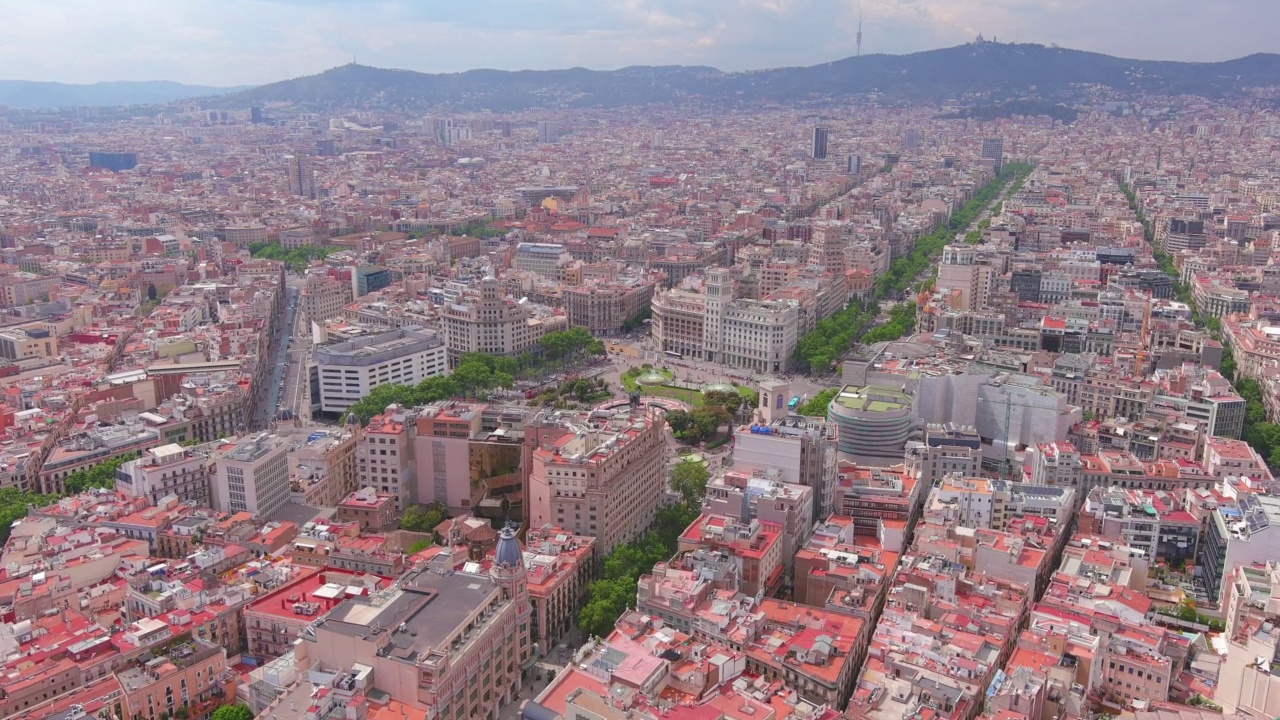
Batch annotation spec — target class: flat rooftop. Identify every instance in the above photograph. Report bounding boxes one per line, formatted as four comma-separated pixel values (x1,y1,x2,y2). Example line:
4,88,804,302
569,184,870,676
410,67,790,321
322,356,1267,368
833,385,912,412
223,433,286,463
322,569,502,658
313,327,442,365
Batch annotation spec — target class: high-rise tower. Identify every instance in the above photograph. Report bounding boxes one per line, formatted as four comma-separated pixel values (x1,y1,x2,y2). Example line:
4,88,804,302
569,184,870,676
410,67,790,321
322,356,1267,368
981,137,1004,174
287,154,316,199
812,126,829,160
856,12,863,57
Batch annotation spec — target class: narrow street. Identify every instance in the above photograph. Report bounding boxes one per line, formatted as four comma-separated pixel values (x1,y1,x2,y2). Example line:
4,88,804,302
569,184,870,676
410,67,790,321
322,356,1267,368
279,275,313,421
253,276,305,429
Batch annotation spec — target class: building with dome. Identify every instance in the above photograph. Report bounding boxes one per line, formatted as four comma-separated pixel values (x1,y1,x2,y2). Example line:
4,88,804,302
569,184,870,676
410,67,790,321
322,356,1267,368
490,525,534,667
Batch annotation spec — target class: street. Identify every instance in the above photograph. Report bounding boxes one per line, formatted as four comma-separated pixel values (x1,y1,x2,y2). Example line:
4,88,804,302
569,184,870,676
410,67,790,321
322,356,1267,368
279,275,313,421
252,275,309,429
497,627,587,720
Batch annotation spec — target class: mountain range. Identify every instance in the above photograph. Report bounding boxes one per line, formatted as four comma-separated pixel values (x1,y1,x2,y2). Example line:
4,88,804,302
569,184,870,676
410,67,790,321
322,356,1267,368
9,43,1280,111
220,43,1280,111
0,80,246,109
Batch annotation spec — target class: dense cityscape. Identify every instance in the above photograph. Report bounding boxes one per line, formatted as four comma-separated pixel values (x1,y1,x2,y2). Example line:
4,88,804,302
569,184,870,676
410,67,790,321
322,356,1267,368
2,35,1280,720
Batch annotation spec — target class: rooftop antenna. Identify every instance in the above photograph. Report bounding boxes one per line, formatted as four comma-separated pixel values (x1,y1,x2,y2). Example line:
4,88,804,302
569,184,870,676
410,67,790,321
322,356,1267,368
856,9,863,57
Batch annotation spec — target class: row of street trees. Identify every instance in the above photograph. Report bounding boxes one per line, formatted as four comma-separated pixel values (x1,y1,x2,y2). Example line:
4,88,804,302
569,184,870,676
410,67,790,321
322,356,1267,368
345,328,607,423
793,163,1034,374
0,453,146,545
247,242,334,271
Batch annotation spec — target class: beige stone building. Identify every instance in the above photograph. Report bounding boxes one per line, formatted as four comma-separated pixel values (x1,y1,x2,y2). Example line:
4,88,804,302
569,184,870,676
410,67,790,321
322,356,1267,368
524,406,665,557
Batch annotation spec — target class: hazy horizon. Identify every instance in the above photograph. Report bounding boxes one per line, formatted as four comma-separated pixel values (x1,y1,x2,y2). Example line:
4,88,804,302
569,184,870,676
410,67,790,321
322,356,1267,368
3,0,1277,87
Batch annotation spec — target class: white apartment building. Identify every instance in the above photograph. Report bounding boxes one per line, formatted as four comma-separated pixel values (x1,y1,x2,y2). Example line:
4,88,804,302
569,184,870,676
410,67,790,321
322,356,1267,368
310,327,447,414
652,269,799,373
440,276,567,366
115,443,211,507
513,242,570,278
211,433,291,520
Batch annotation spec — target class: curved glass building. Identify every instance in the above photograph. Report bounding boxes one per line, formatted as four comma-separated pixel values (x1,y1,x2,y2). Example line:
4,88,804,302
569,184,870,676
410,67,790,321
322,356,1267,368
827,384,917,463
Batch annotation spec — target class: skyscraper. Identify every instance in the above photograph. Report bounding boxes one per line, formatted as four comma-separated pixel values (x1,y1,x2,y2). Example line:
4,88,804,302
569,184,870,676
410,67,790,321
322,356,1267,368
287,154,316,198
88,152,138,172
811,126,829,160
982,137,1004,173
847,154,862,175
250,106,263,123
537,120,559,143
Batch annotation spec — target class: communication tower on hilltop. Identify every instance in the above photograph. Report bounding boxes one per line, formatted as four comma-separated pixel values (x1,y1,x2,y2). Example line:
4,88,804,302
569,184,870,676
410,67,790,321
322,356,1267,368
856,12,863,57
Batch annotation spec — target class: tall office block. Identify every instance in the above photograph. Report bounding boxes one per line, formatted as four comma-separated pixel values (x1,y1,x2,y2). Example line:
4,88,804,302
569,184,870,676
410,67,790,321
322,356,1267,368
351,265,392,298
311,328,447,415
212,433,291,520
847,154,861,175
982,137,1004,173
537,121,559,143
89,152,138,172
287,154,316,199
811,126,829,160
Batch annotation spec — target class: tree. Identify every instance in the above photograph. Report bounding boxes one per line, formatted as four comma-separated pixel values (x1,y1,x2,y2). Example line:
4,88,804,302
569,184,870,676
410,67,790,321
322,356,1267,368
62,453,138,495
210,706,253,720
575,497,700,638
451,358,495,397
401,503,447,533
669,460,710,507
703,390,743,416
690,405,731,440
665,409,693,435
797,388,838,417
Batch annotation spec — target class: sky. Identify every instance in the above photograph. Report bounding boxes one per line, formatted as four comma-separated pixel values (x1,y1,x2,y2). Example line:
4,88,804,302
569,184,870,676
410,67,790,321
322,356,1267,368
1,0,1277,87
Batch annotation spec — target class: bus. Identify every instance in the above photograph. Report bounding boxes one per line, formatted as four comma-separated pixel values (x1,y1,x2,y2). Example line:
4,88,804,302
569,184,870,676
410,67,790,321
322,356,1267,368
788,396,800,411
665,350,682,359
